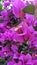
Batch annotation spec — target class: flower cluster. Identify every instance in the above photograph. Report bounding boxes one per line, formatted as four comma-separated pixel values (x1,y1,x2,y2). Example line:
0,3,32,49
0,0,37,65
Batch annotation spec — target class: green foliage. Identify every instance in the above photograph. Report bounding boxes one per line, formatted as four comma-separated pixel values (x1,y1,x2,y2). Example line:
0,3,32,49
0,3,3,11
0,20,4,22
0,0,1,1
0,57,7,65
23,4,35,15
0,0,3,1
33,26,37,31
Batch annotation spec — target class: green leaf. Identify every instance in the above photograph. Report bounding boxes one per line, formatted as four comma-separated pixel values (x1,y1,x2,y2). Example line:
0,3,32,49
33,26,37,31
0,3,3,11
0,0,3,1
23,4,35,15
0,19,4,22
0,0,1,1
0,57,7,65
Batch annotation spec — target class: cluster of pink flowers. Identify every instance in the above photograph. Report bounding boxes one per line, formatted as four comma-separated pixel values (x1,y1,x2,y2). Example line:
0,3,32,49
0,0,37,65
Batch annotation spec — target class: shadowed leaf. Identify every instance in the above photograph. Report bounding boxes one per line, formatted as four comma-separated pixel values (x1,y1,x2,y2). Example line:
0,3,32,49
23,4,35,15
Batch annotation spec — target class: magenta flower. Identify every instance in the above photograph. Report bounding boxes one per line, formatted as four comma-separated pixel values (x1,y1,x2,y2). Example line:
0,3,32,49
12,0,25,18
0,0,37,65
26,13,34,25
34,20,37,26
0,46,12,57
11,45,18,53
4,1,10,8
12,21,30,43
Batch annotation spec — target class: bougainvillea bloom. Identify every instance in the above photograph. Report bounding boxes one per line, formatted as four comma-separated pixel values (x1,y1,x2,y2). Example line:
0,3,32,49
0,0,37,65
